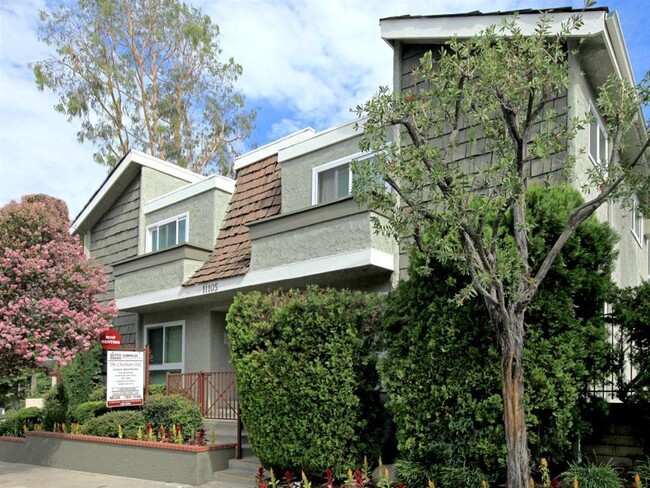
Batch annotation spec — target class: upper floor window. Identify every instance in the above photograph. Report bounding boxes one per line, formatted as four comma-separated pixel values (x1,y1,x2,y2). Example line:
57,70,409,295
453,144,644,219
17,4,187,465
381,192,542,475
311,152,373,205
589,104,608,176
631,194,643,245
147,213,188,252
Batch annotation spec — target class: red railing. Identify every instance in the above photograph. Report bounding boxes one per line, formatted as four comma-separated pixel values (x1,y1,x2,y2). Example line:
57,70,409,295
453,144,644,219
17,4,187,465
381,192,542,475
166,371,243,458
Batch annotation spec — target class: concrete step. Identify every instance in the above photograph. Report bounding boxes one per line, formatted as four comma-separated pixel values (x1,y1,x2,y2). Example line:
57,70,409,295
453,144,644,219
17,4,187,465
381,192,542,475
228,455,262,475
203,419,247,438
213,468,258,487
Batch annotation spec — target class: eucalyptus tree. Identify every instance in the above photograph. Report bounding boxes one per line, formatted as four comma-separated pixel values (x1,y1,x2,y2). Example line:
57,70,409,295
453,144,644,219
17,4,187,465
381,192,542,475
34,0,254,174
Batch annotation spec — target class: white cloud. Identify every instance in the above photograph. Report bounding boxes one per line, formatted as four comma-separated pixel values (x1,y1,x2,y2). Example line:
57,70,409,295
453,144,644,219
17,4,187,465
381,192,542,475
0,0,107,220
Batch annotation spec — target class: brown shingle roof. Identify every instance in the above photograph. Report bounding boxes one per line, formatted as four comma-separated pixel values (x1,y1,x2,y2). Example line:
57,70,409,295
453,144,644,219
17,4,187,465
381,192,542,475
184,155,281,285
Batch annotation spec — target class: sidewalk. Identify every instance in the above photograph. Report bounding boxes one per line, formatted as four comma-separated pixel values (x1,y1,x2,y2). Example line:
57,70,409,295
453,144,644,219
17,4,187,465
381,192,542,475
0,462,240,488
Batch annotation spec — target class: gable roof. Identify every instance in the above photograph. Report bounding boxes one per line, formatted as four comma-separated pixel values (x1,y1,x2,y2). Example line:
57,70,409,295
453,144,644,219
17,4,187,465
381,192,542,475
70,149,205,234
184,154,282,285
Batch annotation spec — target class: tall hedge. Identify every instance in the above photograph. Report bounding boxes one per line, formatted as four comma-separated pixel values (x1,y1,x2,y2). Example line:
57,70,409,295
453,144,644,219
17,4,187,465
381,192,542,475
382,185,617,482
227,286,385,475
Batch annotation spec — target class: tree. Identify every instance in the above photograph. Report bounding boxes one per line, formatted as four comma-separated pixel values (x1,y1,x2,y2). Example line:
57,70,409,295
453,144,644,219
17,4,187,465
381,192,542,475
353,14,650,487
381,185,616,483
0,195,116,377
610,281,650,402
34,0,254,174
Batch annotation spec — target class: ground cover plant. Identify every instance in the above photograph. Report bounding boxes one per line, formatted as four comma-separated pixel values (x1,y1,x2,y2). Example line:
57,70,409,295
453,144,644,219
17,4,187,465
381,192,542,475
227,286,386,477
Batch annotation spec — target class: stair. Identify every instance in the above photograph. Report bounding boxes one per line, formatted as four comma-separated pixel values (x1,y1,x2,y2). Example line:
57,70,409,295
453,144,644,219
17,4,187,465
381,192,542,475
214,455,262,487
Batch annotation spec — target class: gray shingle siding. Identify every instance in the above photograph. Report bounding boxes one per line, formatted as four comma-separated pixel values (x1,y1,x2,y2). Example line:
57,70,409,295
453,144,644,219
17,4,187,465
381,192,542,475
398,43,569,276
90,174,141,347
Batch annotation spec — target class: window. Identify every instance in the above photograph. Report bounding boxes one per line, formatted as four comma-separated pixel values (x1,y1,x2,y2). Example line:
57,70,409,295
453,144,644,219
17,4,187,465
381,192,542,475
145,322,184,384
589,104,608,175
631,194,643,245
147,213,188,252
311,152,373,205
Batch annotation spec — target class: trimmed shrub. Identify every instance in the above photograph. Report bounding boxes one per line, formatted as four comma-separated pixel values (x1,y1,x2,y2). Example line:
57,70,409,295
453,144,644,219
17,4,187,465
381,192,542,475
142,394,202,436
70,401,108,424
42,382,68,429
61,345,104,411
0,407,42,436
148,384,167,396
561,461,623,488
227,286,385,476
380,185,617,481
79,410,144,438
87,386,106,402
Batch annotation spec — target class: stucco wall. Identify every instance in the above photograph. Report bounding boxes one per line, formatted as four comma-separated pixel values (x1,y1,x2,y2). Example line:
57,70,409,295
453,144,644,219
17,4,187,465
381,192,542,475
90,174,141,346
0,434,233,485
141,305,233,374
567,47,648,289
144,188,228,251
114,258,204,298
138,166,193,253
281,135,363,214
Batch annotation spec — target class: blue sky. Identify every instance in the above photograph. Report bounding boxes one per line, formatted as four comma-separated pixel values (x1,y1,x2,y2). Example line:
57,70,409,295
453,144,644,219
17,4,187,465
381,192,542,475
0,0,647,219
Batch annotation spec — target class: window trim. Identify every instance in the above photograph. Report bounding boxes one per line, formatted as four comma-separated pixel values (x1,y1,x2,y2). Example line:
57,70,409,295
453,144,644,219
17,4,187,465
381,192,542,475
311,151,372,205
588,102,608,176
145,212,189,252
144,321,185,376
631,194,644,247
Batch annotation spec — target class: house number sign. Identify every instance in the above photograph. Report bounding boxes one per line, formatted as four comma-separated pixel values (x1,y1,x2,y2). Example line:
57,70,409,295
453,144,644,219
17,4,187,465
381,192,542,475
202,282,218,294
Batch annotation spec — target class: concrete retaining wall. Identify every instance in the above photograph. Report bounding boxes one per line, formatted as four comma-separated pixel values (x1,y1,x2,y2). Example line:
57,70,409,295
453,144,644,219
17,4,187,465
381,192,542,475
0,432,235,485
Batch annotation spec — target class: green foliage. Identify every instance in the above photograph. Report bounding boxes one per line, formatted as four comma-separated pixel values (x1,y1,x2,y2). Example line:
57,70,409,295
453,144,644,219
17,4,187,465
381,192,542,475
34,0,254,173
141,394,202,437
395,459,433,488
227,286,385,476
380,185,616,481
61,345,104,411
433,465,488,488
87,386,107,402
69,401,108,424
79,410,144,439
0,407,42,436
561,461,623,488
610,281,650,402
632,457,650,487
42,382,68,429
148,384,167,396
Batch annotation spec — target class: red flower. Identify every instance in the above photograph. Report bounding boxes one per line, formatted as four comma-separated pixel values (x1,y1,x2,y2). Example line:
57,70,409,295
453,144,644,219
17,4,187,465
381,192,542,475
398,483,405,488
552,478,559,488
284,470,292,484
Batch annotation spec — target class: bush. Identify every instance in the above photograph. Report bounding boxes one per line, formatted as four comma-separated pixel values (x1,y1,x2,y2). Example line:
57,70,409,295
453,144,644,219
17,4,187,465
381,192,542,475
148,384,167,396
561,461,623,488
227,286,385,476
142,394,202,436
0,407,42,436
380,185,617,481
61,345,104,411
80,410,144,438
87,386,106,402
70,401,108,424
42,382,68,429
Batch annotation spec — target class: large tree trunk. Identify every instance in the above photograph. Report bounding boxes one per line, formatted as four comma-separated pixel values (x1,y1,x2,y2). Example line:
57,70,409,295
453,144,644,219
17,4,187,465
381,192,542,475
497,310,530,488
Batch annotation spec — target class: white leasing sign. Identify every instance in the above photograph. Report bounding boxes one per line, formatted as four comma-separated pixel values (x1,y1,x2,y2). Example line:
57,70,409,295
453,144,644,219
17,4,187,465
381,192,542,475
107,350,145,407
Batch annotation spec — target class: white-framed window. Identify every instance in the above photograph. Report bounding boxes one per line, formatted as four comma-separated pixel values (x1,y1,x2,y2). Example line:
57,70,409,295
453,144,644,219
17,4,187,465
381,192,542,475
631,194,643,246
311,152,373,205
588,103,608,176
146,213,189,252
145,321,184,384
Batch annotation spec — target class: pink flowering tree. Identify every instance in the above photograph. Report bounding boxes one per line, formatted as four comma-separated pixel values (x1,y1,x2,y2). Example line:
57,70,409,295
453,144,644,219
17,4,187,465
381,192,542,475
0,194,117,376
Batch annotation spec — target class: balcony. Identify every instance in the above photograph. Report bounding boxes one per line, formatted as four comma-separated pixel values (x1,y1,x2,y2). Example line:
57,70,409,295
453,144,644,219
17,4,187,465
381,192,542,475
113,244,212,299
247,197,395,283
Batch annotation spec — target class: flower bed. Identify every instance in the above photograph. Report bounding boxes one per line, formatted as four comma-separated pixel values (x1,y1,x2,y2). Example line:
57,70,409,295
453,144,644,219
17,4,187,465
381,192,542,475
0,431,236,485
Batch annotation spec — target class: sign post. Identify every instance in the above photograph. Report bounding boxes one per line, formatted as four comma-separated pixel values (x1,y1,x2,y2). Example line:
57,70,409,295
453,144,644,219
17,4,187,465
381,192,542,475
106,348,148,407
